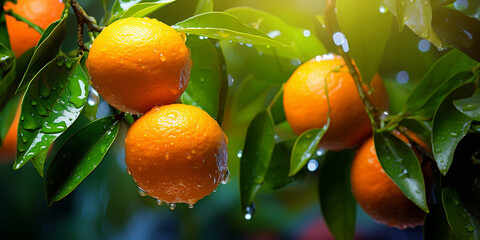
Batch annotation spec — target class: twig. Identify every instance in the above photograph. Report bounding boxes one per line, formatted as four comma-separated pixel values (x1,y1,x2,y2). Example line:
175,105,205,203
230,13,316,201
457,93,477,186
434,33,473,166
71,0,104,51
323,0,380,129
5,9,44,34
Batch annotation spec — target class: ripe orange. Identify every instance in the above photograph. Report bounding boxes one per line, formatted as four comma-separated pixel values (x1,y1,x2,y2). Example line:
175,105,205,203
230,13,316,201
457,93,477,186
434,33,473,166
350,131,431,229
0,105,20,161
4,0,64,57
125,104,228,205
86,17,192,115
283,53,389,151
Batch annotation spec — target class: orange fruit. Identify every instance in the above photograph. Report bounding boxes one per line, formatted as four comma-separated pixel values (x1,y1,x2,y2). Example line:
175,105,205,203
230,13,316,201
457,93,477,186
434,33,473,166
86,17,192,114
283,53,389,151
0,105,20,161
350,130,431,229
4,0,64,57
125,104,228,205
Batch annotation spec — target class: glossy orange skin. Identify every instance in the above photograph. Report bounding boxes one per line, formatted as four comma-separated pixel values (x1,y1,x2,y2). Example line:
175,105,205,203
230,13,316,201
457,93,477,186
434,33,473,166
86,17,192,114
0,106,20,161
283,54,389,151
125,104,228,204
4,0,64,57
351,131,430,229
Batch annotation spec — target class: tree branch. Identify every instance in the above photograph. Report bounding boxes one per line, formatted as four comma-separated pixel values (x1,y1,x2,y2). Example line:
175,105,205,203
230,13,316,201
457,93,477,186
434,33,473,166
71,0,104,51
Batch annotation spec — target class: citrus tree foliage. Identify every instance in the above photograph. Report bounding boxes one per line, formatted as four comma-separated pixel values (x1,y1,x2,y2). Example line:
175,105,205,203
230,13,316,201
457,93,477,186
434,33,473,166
0,0,479,239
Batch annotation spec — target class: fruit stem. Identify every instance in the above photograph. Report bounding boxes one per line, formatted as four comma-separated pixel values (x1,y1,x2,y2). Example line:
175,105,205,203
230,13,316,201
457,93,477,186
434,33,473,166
71,0,104,51
322,0,380,130
4,9,44,35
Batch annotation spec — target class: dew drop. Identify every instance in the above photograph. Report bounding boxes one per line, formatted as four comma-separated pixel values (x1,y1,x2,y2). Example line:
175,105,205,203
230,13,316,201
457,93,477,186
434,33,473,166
169,203,176,211
467,224,474,232
31,100,37,106
463,104,477,111
188,204,194,209
244,203,255,220
237,150,243,158
221,169,230,185
65,60,73,69
56,57,64,67
156,199,163,205
138,187,147,197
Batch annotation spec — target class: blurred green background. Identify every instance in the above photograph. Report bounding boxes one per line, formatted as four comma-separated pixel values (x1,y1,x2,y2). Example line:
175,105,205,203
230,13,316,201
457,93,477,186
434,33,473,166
2,0,479,239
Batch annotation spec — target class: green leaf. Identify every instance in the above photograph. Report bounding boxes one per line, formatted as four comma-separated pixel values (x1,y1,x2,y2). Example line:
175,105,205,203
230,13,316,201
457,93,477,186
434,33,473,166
384,0,445,48
16,16,67,93
264,139,300,189
336,0,392,84
424,203,458,240
267,87,286,125
0,94,19,145
289,127,328,176
394,0,406,32
432,83,475,176
195,0,213,15
14,55,88,169
0,44,17,110
432,8,480,62
414,71,476,119
225,7,326,62
240,110,275,210
454,96,480,121
31,147,49,177
45,115,121,206
108,0,175,24
443,185,480,240
374,131,429,212
405,50,478,114
231,75,274,124
319,150,356,240
181,36,227,125
173,12,287,47
0,5,10,48
0,43,14,72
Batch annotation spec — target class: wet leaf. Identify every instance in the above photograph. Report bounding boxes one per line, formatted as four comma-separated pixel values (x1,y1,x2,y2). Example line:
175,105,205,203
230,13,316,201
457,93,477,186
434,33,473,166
414,71,476,118
108,0,175,23
45,115,121,206
319,150,356,240
455,96,480,121
226,7,326,62
384,0,445,48
374,131,429,212
289,127,328,176
31,147,49,177
264,139,300,189
195,0,213,15
405,50,478,114
240,110,275,210
173,12,287,47
181,36,227,125
16,16,67,93
432,8,480,62
432,83,475,176
0,43,14,72
336,0,392,84
443,185,480,240
14,55,88,169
